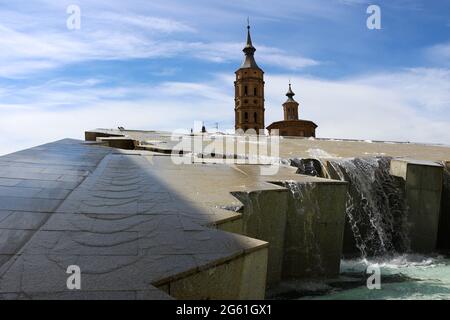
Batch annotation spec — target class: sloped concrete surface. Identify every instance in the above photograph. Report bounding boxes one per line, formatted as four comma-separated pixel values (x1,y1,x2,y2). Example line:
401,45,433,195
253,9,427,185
0,139,269,299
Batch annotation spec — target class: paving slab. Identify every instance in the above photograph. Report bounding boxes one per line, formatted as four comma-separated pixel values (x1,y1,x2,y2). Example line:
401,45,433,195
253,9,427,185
0,139,271,299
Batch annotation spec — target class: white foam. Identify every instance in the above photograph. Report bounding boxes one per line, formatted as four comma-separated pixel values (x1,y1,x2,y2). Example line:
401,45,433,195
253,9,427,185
341,254,445,272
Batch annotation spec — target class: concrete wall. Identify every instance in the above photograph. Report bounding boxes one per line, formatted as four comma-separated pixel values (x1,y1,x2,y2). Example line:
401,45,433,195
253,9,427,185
215,217,244,234
157,247,268,299
232,189,288,286
85,131,124,141
85,131,137,149
390,159,443,252
438,161,450,250
97,137,137,150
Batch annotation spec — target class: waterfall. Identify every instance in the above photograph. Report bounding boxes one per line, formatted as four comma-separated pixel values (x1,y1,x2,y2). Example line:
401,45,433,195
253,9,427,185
328,157,410,257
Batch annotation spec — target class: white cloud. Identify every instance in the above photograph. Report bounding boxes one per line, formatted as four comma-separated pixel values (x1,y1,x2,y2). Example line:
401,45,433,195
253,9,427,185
257,46,319,69
188,42,319,69
0,77,233,155
351,68,450,113
264,69,450,143
0,100,230,156
94,12,196,33
0,27,317,78
0,22,186,77
0,1,319,78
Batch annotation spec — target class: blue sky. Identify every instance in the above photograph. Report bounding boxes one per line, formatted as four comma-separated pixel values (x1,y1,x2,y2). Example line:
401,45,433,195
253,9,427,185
0,0,449,155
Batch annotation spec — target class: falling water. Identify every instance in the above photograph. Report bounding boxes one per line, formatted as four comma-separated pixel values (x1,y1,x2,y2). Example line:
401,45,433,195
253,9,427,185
328,157,410,257
281,181,325,276
270,156,450,300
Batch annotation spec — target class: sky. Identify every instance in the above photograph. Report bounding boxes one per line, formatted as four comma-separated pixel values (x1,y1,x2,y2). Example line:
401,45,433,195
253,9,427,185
0,0,449,155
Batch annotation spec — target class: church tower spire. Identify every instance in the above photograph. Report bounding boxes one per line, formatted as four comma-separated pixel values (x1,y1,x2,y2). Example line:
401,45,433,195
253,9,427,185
286,82,295,102
234,21,265,133
240,21,259,69
267,79,317,137
283,82,299,120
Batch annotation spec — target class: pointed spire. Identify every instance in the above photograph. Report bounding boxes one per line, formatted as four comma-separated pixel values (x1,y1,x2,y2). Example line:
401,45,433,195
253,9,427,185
285,82,297,102
243,20,255,55
245,17,253,49
239,19,260,69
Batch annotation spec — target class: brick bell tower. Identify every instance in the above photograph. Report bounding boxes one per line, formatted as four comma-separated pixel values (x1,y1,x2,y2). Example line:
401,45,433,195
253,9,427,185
234,22,265,133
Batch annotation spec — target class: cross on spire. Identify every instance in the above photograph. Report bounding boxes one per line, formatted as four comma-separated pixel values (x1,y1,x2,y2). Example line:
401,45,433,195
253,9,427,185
239,17,260,69
245,18,254,50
